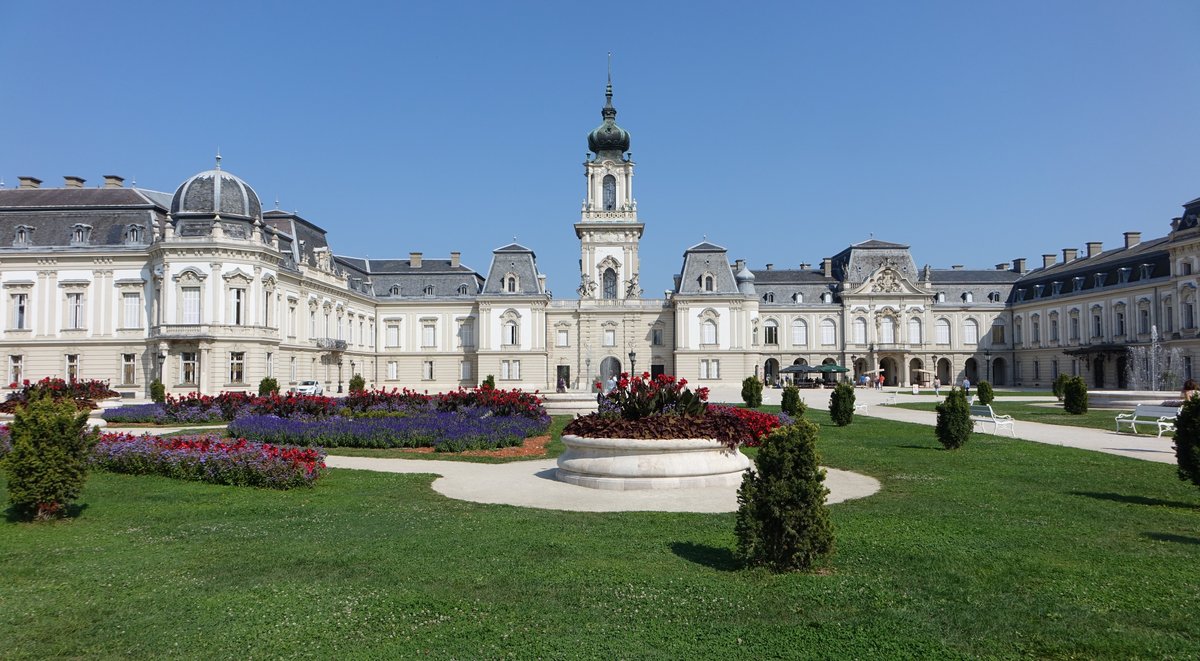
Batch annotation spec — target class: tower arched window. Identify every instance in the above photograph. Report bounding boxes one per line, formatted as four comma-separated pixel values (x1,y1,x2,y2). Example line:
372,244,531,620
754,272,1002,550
602,175,616,211
702,320,717,344
457,284,470,295
504,321,519,345
506,275,517,292
704,275,714,292
602,268,617,299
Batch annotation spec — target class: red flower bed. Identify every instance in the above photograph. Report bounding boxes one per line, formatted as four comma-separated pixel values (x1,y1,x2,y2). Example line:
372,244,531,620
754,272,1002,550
0,377,119,412
707,405,785,447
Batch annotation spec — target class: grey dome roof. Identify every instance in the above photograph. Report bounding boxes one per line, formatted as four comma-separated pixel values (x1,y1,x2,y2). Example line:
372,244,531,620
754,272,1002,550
171,168,262,219
587,79,630,159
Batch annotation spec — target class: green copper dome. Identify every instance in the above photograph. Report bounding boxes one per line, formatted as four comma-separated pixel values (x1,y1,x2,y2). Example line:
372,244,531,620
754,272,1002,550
587,78,630,160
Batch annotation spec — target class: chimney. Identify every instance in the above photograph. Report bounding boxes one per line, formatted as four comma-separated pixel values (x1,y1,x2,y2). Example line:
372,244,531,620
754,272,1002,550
995,263,1008,271
822,257,833,278
409,252,422,268
450,251,461,268
734,259,745,271
1063,248,1078,262
103,175,125,189
17,176,42,189
1124,232,1141,249
1041,254,1056,269
951,264,964,270
1086,241,1103,258
1013,258,1027,274
63,176,86,188
765,263,774,271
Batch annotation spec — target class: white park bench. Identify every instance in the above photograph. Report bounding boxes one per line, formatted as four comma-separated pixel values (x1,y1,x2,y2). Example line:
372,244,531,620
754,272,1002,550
1114,405,1181,438
854,402,868,414
969,404,1016,436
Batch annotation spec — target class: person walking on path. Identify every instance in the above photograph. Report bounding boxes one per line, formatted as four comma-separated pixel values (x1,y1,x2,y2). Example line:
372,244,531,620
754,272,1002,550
933,377,941,396
962,377,971,397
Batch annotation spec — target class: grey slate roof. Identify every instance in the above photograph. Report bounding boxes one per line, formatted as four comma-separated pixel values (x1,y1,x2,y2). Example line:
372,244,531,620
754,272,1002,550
675,241,740,295
334,255,484,299
0,187,166,249
482,243,544,295
1010,237,1171,304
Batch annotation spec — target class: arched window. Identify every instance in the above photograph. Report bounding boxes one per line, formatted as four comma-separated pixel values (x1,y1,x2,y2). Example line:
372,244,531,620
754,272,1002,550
389,285,401,296
602,175,616,210
792,292,803,303
791,319,807,346
964,319,979,344
935,292,946,303
880,316,896,344
963,292,974,303
821,291,833,304
504,321,519,345
763,292,775,303
457,284,470,295
603,268,617,299
935,318,951,344
1031,314,1041,343
1014,316,1024,344
704,275,714,292
908,317,922,344
702,320,717,344
820,319,836,345
853,317,867,344
764,319,778,345
506,275,517,292
423,285,434,297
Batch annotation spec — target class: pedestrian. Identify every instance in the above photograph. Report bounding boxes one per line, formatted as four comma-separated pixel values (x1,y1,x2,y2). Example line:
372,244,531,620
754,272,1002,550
557,377,566,393
933,377,941,396
962,377,971,397
876,374,884,390
1183,379,1199,402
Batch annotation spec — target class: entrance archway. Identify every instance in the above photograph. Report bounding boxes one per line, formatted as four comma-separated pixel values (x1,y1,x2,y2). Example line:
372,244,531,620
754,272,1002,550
909,358,925,385
854,357,868,382
599,356,622,390
1116,355,1128,389
992,357,1007,386
764,358,779,386
964,358,979,383
1094,357,1105,389
880,357,899,386
937,357,952,384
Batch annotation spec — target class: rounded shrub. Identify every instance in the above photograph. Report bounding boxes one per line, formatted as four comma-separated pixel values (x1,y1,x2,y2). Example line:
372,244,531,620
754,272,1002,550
1064,376,1088,414
1174,396,1200,488
742,376,764,409
976,381,994,405
483,375,496,389
150,379,166,404
935,388,972,450
780,385,803,417
348,374,366,393
258,377,280,396
735,419,834,572
2,391,98,520
1052,373,1071,402
829,382,856,426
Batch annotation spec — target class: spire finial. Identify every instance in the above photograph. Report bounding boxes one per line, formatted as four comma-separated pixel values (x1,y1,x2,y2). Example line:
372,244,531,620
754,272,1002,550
605,52,614,107
274,196,280,209
215,148,222,170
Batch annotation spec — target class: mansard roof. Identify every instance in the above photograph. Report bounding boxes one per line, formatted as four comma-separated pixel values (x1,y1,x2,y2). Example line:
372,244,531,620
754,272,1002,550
334,254,484,298
481,243,544,295
851,238,909,249
928,269,1022,284
0,186,167,248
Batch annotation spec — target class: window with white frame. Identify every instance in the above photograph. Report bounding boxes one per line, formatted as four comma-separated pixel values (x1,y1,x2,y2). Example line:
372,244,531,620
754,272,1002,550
290,357,297,381
990,322,1004,345
422,322,436,348
820,319,836,345
702,320,717,345
122,353,136,385
458,319,474,347
764,319,779,345
1139,306,1151,334
288,304,297,337
853,317,867,344
1070,313,1080,341
9,355,23,384
423,285,435,297
386,322,400,347
880,316,896,344
1031,316,1040,344
309,309,317,337
501,360,521,380
791,319,807,346
263,289,273,326
604,328,617,346
460,361,472,380
935,319,951,344
65,354,79,381
123,292,141,329
556,329,569,347
503,321,519,346
1115,311,1126,336
181,352,198,385
1092,311,1103,338
699,359,720,379
422,360,434,380
229,352,245,384
66,292,85,329
10,293,28,330
963,319,979,344
908,318,922,344
387,361,398,380
265,352,273,378
183,287,201,324
229,287,246,325
652,328,663,346
1050,317,1059,342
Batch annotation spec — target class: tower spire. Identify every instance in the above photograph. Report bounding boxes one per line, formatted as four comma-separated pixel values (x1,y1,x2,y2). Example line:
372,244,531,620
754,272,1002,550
606,52,613,107
215,148,222,171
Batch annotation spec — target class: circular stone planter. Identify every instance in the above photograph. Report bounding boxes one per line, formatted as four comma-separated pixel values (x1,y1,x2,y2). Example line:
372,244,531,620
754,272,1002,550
556,434,752,491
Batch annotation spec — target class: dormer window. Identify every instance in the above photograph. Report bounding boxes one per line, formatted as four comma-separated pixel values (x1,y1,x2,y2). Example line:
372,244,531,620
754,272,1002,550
70,223,92,245
821,291,833,304
457,284,470,295
13,225,33,247
389,285,401,296
1140,263,1154,280
1015,288,1025,302
505,273,519,292
703,275,714,292
1073,276,1086,292
125,224,145,244
763,292,775,303
963,292,975,303
935,292,946,303
1033,285,1044,298
1051,281,1063,296
988,291,1002,303
1118,267,1132,284
1094,272,1107,288
423,285,434,297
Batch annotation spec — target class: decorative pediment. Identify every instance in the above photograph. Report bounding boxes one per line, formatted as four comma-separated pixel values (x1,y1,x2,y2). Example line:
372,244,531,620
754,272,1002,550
845,267,928,297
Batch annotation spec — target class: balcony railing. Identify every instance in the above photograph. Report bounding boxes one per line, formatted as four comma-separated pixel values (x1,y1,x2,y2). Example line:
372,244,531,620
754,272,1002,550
151,324,278,340
313,337,348,351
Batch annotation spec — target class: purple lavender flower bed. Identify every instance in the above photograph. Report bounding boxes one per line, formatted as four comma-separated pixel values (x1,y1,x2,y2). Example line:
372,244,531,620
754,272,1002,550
101,403,225,425
228,407,551,452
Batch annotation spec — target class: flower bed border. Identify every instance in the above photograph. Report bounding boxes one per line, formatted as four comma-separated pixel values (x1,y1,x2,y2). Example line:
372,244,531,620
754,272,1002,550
555,434,751,491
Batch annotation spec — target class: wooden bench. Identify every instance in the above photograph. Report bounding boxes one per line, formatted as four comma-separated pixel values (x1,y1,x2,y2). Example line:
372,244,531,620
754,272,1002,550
969,404,1015,436
1114,405,1181,438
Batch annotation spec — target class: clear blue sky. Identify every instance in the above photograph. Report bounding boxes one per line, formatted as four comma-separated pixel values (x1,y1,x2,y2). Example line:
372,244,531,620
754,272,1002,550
3,1,1199,294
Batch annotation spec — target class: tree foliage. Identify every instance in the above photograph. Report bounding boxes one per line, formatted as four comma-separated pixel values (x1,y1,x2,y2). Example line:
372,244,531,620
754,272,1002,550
976,381,994,405
1052,373,1071,402
1175,396,1200,488
735,420,835,572
829,382,856,426
741,376,764,409
2,391,98,520
150,379,166,404
935,388,972,450
1064,377,1088,414
780,385,804,417
348,374,366,393
258,377,280,396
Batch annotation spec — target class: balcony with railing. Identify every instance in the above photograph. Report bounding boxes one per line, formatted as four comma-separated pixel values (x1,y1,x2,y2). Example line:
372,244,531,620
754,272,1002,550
313,337,348,352
150,324,279,340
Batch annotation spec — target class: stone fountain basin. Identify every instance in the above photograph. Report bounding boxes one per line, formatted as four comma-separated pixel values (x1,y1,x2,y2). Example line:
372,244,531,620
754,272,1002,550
556,434,752,491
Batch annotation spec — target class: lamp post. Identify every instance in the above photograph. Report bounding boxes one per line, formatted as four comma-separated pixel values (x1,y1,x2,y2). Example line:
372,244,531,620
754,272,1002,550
157,351,166,382
984,348,991,382
628,350,636,376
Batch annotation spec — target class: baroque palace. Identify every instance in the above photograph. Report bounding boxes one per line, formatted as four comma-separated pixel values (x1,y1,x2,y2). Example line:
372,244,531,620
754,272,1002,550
4,80,1200,397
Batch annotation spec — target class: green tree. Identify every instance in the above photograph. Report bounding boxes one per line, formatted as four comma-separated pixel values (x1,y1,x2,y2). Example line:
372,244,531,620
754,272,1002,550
1175,396,1200,488
780,385,803,416
935,388,972,450
735,419,835,572
258,377,280,396
3,391,98,520
150,379,166,404
348,374,366,393
483,375,496,389
741,376,764,409
829,382,856,426
1052,373,1071,402
976,381,994,405
1064,377,1088,414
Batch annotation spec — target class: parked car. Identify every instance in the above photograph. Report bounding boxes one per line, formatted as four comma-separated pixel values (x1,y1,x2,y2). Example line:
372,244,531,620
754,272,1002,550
291,380,323,396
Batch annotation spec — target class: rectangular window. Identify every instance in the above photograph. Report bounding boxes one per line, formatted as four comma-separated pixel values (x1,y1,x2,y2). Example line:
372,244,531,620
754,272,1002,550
288,305,297,337
1092,314,1103,338
422,360,434,380
123,292,141,329
821,322,835,346
263,291,272,326
422,323,436,348
652,328,663,346
700,360,708,379
603,329,616,346
1033,360,1040,381
265,352,273,378
459,321,474,347
460,361,472,381
310,310,317,337
229,352,245,384
1139,309,1151,334
11,293,28,330
557,329,569,347
1070,317,1080,341
290,356,297,381
386,323,400,347
181,352,198,385
387,361,398,380
699,359,720,380
1050,320,1059,342
1115,312,1126,336
66,293,85,329
9,355,22,384
935,322,950,345
792,323,807,346
991,324,1005,345
183,287,201,324
764,324,778,345
65,354,79,381
122,353,136,385
501,360,521,380
231,288,246,325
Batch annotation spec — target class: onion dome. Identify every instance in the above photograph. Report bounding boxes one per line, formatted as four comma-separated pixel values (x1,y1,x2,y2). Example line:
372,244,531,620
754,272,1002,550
587,75,631,160
170,157,262,220
736,264,757,295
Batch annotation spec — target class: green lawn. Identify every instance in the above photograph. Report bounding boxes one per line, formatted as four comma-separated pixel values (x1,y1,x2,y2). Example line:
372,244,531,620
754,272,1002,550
3,412,1199,658
893,400,1144,434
